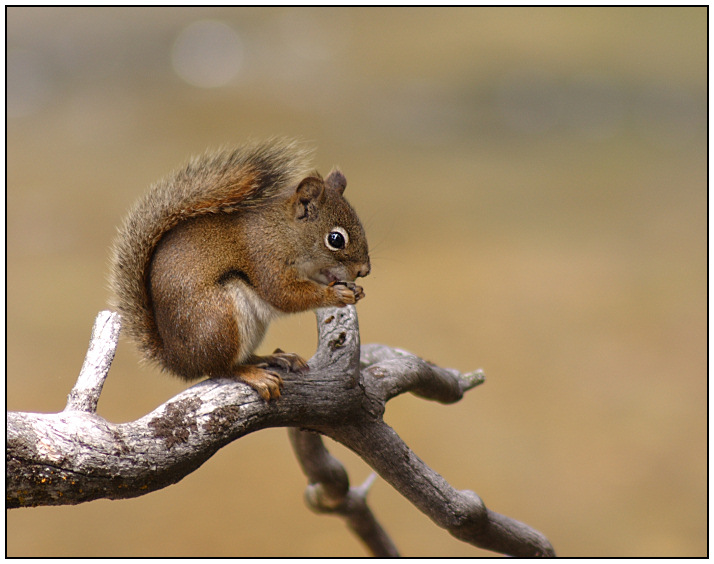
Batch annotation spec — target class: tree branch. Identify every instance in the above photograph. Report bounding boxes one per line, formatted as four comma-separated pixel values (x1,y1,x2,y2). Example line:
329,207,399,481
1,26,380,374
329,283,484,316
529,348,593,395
6,306,555,557
64,310,120,413
288,428,399,557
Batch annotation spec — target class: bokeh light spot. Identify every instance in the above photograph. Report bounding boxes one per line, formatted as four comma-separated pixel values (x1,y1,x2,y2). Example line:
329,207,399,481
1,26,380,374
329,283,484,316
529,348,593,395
171,20,243,88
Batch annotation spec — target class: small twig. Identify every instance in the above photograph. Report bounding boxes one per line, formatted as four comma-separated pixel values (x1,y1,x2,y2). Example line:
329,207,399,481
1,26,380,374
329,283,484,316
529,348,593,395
288,428,399,557
64,310,120,413
361,343,485,403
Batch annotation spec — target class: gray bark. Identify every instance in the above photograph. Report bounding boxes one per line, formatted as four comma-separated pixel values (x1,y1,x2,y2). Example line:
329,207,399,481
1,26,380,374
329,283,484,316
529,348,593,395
6,307,555,557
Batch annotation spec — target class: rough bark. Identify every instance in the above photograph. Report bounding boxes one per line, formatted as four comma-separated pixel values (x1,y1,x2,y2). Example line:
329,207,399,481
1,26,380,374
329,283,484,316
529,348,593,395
6,307,555,557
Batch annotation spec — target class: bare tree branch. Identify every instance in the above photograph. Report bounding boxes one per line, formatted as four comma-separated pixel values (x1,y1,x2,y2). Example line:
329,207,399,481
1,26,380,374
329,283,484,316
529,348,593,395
360,343,485,404
64,310,120,413
288,428,400,557
6,306,555,557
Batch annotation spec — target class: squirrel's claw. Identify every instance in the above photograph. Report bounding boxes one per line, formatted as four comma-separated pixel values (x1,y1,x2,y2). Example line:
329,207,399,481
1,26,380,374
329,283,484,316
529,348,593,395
235,350,308,400
232,365,284,401
269,348,310,372
248,350,309,373
330,281,365,305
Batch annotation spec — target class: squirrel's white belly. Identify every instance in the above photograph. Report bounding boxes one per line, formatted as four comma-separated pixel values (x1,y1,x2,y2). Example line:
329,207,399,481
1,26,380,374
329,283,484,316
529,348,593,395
223,280,281,364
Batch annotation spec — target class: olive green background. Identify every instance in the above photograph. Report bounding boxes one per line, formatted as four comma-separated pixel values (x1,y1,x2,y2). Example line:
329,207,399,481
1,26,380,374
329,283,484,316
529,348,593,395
7,7,706,557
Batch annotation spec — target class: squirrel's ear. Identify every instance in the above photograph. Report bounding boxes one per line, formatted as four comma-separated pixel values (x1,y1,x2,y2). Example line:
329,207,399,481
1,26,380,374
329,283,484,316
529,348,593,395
293,176,325,220
325,168,347,195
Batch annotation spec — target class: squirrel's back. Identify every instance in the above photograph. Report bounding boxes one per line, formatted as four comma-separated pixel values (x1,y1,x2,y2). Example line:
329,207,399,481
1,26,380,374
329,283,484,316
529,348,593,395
108,138,313,362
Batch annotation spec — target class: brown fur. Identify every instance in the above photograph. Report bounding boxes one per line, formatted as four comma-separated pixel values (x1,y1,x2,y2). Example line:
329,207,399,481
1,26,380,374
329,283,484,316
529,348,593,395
108,139,370,400
109,139,313,361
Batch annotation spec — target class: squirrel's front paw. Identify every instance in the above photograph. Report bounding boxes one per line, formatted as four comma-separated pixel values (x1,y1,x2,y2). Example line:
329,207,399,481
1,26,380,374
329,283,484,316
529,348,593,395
329,280,365,305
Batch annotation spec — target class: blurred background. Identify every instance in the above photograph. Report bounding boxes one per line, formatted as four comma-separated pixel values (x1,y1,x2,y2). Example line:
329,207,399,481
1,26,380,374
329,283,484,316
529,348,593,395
6,6,706,557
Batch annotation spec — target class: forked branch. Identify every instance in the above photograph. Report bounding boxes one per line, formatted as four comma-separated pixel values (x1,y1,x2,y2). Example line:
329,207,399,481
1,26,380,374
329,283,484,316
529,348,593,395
6,307,554,557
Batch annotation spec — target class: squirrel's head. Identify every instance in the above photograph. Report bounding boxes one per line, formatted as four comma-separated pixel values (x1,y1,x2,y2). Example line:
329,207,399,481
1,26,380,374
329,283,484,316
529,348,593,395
289,169,370,286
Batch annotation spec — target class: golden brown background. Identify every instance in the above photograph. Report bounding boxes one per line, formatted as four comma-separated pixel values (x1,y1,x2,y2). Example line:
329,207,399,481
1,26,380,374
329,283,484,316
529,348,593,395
6,6,706,557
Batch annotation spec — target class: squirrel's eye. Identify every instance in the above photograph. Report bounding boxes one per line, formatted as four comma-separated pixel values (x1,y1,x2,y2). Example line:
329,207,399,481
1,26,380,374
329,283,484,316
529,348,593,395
325,227,349,251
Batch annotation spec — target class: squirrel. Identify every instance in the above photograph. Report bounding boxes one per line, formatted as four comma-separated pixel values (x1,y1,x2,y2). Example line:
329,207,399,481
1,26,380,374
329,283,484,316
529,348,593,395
109,139,370,401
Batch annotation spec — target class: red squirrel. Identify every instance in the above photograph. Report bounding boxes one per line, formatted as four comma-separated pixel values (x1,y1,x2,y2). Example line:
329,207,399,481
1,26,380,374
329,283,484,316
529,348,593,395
109,139,370,400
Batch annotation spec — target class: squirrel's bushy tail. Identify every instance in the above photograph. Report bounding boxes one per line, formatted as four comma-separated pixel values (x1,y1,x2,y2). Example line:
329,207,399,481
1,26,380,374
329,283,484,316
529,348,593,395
108,138,312,361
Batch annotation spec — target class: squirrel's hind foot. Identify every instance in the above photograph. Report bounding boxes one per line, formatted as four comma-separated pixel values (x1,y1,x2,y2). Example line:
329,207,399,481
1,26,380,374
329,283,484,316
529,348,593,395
233,349,309,400
231,364,284,401
248,349,309,373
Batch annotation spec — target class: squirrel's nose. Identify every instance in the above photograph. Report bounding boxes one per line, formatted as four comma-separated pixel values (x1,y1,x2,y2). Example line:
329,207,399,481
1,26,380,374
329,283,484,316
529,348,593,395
356,262,371,278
